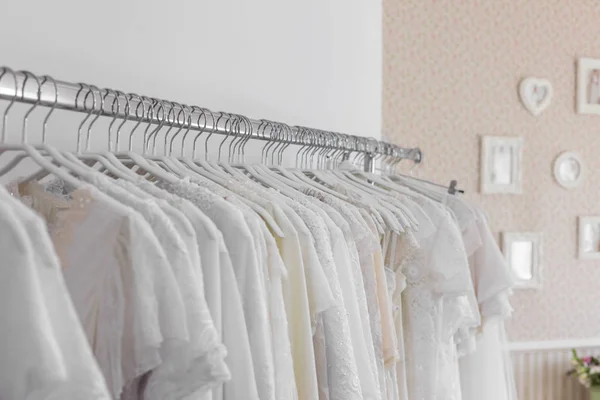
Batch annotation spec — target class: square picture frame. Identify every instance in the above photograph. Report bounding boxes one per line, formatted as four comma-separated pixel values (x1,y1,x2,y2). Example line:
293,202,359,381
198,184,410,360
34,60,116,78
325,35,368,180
577,57,600,115
481,136,523,194
578,216,600,260
502,232,543,290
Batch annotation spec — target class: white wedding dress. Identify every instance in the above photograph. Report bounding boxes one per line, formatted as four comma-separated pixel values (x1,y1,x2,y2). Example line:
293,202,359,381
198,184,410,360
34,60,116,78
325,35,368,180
284,199,363,400
401,198,474,400
458,207,518,400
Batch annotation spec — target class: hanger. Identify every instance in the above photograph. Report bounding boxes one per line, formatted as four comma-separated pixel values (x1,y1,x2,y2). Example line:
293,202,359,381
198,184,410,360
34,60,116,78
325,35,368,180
255,126,404,232
265,125,350,199
118,98,180,183
231,120,312,195
163,110,284,237
247,121,313,193
335,141,424,228
23,78,121,185
62,86,139,180
219,114,258,180
177,108,232,186
100,93,151,178
0,68,83,188
284,129,354,199
296,133,405,232
145,101,193,176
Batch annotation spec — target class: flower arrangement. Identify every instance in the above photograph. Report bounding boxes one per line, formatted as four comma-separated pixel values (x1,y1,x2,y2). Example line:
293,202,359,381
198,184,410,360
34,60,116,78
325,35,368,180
568,349,600,388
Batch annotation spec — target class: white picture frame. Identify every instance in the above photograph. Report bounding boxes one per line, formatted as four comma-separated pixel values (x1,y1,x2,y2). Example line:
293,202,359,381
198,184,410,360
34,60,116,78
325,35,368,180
481,136,523,194
577,57,600,115
578,216,600,260
502,232,543,290
553,151,584,189
519,77,553,116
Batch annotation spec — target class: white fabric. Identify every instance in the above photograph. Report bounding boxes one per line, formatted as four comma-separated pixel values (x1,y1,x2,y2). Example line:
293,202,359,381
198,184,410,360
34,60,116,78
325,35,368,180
383,230,413,400
305,199,380,400
0,165,518,400
400,198,472,400
458,206,518,400
384,268,400,400
157,178,262,400
267,201,324,400
87,176,228,400
0,187,111,400
12,179,190,399
283,198,363,400
113,179,204,280
256,217,298,400
131,178,244,400
224,177,334,400
303,188,387,400
459,320,517,400
168,177,275,400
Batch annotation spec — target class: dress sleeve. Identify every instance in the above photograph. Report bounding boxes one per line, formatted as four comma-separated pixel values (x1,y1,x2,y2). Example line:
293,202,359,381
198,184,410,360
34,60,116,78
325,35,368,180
470,208,515,316
116,212,189,387
428,213,473,296
142,204,230,400
430,213,481,341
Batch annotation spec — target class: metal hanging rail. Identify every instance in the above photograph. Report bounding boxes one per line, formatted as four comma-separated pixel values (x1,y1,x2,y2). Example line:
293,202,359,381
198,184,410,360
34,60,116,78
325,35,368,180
0,67,422,172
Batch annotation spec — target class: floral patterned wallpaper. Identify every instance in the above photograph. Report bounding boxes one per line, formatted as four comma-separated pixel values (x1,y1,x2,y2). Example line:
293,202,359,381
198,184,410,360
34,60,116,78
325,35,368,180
383,0,600,341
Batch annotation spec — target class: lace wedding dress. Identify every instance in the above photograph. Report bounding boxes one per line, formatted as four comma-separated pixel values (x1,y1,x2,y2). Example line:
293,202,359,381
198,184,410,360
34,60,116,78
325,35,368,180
401,200,473,400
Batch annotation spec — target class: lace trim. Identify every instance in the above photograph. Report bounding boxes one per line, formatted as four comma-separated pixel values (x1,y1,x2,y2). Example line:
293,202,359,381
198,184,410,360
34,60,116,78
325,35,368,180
285,200,363,400
8,179,94,270
157,178,222,215
302,187,380,259
393,231,420,273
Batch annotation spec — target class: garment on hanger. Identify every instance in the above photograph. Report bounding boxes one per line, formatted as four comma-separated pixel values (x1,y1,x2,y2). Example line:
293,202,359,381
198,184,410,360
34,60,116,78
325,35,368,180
458,206,518,400
1,136,517,400
8,179,190,399
0,186,112,400
81,174,229,400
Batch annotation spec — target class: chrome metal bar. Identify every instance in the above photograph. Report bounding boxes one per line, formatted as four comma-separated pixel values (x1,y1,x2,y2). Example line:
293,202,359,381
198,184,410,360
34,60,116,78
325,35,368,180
363,152,375,173
0,67,423,170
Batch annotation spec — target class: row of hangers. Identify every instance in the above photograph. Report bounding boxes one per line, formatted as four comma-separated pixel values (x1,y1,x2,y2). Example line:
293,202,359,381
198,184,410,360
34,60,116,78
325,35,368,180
0,66,459,236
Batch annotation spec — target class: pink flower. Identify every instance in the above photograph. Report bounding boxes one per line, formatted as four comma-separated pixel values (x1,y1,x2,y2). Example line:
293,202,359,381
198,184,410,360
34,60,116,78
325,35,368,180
583,357,592,364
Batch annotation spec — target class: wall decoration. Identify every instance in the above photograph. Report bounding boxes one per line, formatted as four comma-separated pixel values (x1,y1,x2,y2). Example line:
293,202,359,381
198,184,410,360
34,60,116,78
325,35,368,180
384,0,600,342
577,57,600,115
502,232,543,289
519,77,553,116
578,216,600,260
480,136,523,194
553,152,584,189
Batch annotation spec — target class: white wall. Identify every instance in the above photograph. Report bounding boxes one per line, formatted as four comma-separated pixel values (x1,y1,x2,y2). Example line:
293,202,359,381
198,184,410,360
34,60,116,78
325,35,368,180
0,0,382,143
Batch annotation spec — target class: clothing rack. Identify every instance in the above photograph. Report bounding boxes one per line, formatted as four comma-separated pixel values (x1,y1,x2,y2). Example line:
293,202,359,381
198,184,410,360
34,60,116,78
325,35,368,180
0,67,422,173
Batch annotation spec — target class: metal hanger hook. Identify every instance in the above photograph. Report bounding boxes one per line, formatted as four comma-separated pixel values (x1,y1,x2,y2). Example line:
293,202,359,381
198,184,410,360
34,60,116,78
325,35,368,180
20,71,42,144
75,83,95,153
113,91,131,152
151,100,175,155
144,99,166,155
192,108,210,159
169,104,190,156
161,102,184,156
40,75,59,145
181,105,201,157
236,115,254,163
126,94,148,152
84,85,104,153
105,89,122,152
0,67,18,143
